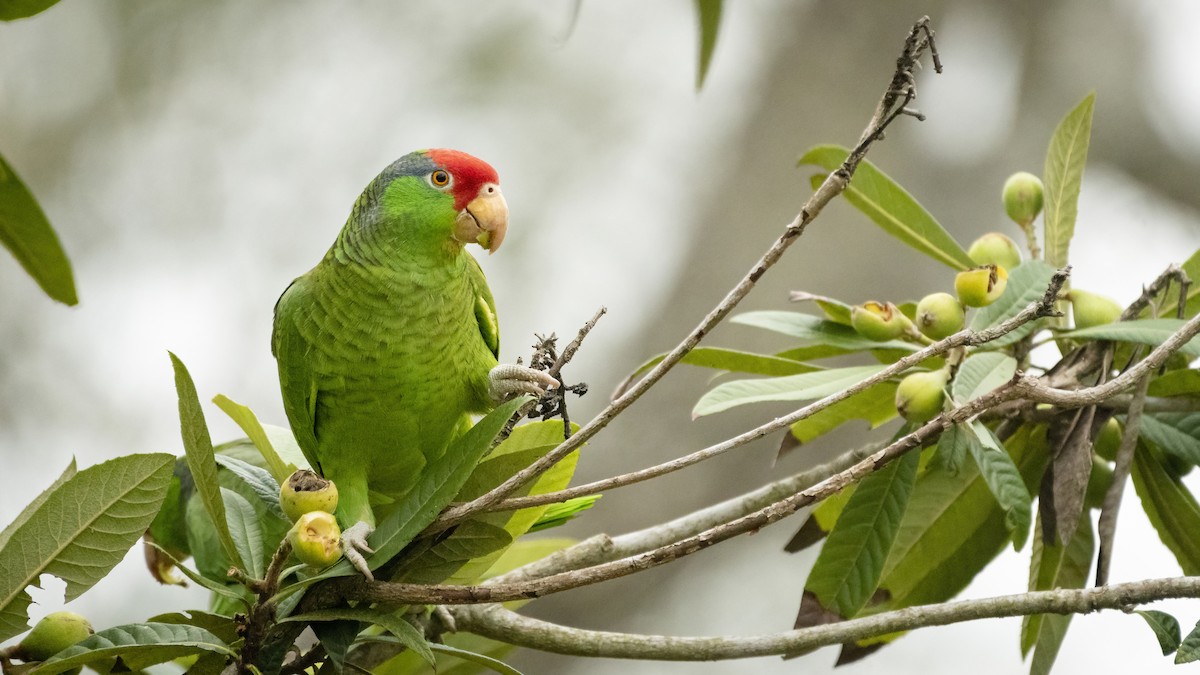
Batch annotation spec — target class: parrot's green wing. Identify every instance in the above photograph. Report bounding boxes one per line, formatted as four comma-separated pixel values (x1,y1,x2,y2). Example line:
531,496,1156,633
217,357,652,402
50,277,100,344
467,255,500,359
271,276,323,474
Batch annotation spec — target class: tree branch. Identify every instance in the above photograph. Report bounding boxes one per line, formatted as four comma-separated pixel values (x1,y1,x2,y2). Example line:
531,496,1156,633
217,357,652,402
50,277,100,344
431,17,944,530
450,575,1200,661
476,269,1067,513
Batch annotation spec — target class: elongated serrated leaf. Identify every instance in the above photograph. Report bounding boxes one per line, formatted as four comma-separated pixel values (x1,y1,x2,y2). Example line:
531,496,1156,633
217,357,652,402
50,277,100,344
1137,610,1181,656
311,396,532,582
1147,369,1200,398
875,425,1048,614
932,423,970,474
0,458,76,551
804,449,919,618
1137,414,1200,466
694,364,889,417
1060,318,1200,358
30,623,233,675
429,642,525,675
0,0,63,20
799,146,974,270
952,353,1017,405
0,152,76,304
967,422,1033,550
1020,514,1094,674
787,381,898,445
221,487,265,578
528,495,599,533
286,608,433,667
693,0,722,89
147,610,239,645
1131,441,1200,575
213,394,291,483
214,454,286,520
0,454,174,642
170,353,244,573
1043,93,1095,270
618,347,818,396
969,259,1058,347
1177,621,1200,664
732,311,918,352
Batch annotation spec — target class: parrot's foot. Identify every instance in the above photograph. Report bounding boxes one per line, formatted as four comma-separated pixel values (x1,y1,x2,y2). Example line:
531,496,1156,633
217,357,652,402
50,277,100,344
432,605,457,636
489,364,559,402
342,521,376,581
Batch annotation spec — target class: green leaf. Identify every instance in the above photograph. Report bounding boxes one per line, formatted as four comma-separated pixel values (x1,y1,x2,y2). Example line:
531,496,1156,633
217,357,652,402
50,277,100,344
429,642,525,675
788,291,854,325
966,422,1033,550
1131,441,1200,575
213,394,292,483
30,623,234,675
1158,247,1200,319
1137,414,1200,466
1060,318,1200,358
969,259,1058,347
221,487,265,578
875,425,1049,613
1020,514,1094,674
619,347,818,393
693,0,722,89
694,364,890,417
799,145,974,270
527,496,600,532
147,610,239,645
951,353,1017,405
1136,610,1181,656
370,632,518,675
787,381,898,445
0,0,63,20
804,448,919,618
310,396,532,582
932,422,970,474
0,454,174,642
1042,93,1095,270
213,454,286,521
480,538,575,581
0,458,76,552
0,151,76,303
1177,621,1200,664
170,353,244,575
1147,369,1200,398
732,311,918,352
286,608,434,667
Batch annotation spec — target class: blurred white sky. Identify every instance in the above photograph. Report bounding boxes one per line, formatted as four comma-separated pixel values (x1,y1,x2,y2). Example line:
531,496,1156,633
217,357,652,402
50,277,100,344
2,2,1200,674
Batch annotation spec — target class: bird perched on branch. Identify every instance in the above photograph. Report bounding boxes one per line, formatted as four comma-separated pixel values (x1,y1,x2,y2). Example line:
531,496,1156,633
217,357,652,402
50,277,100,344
272,149,558,579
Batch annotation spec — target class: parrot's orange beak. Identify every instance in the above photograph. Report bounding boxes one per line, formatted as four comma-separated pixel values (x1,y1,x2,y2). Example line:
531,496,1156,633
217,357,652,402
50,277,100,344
454,185,508,254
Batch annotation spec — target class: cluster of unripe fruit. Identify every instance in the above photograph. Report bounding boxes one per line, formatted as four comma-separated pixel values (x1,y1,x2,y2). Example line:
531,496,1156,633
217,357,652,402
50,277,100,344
849,172,1122,425
280,469,344,568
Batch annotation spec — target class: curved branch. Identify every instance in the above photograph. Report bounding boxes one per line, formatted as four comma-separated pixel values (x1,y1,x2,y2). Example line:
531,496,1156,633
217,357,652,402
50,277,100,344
451,576,1200,660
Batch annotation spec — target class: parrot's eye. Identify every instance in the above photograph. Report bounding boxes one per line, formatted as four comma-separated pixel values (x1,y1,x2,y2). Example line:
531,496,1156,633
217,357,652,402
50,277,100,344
429,170,451,188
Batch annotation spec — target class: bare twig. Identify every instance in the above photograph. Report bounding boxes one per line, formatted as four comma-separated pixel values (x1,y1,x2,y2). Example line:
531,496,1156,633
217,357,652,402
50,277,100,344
1095,365,1152,586
477,271,1066,513
432,18,943,531
451,575,1200,661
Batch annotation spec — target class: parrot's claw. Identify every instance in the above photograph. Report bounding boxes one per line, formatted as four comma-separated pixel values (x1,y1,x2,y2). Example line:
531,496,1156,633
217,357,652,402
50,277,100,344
489,364,559,402
342,521,376,581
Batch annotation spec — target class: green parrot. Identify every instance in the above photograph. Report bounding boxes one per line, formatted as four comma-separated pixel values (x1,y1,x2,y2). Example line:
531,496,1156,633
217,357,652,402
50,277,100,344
271,149,558,579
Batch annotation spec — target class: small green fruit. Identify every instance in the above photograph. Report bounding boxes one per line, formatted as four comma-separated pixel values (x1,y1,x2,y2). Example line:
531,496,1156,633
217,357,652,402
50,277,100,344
955,264,1008,307
967,232,1022,270
915,292,965,340
280,469,339,523
850,301,910,341
895,370,949,423
1070,289,1122,330
18,611,94,662
1002,172,1044,226
1094,418,1122,462
288,511,343,568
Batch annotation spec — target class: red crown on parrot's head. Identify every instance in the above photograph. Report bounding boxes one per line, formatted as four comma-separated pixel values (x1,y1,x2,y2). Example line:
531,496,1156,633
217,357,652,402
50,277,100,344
425,149,499,212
